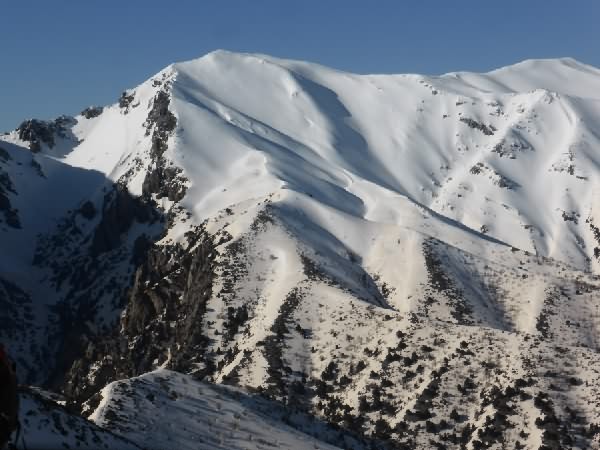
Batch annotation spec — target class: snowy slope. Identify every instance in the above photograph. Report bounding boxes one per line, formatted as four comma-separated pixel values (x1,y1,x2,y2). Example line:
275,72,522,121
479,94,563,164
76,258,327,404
17,387,141,450
90,369,362,450
2,51,600,449
167,51,600,271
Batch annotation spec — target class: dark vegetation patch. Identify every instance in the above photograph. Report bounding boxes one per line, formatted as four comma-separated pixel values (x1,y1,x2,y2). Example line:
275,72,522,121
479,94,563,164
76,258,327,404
423,239,473,324
260,288,304,400
460,117,495,136
533,392,574,449
586,217,600,260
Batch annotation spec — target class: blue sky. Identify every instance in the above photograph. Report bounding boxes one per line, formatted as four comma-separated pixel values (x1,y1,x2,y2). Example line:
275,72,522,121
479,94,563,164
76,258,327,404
1,0,598,131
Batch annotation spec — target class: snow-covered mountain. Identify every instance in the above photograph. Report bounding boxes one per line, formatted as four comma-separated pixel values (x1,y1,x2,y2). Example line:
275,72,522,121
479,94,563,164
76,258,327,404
2,50,600,449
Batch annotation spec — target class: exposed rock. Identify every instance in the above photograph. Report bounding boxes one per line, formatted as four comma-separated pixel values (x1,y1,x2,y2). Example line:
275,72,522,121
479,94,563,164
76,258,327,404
119,91,137,114
141,89,187,201
144,91,176,140
17,119,53,152
141,164,187,201
470,162,484,175
90,184,159,257
16,116,76,152
64,226,216,408
460,117,495,136
423,239,473,324
80,106,104,119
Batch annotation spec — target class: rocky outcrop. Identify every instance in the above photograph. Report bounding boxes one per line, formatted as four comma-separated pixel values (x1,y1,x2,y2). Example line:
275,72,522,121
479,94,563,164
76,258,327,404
141,89,187,202
31,181,166,391
144,91,176,144
64,226,216,409
141,165,187,202
38,87,187,410
90,183,160,257
118,91,136,113
460,117,496,136
16,116,76,152
80,106,103,119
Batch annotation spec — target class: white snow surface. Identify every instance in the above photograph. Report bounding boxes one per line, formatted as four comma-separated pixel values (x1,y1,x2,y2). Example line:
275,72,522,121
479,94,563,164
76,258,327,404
3,51,600,449
169,51,600,271
3,51,600,273
90,369,342,450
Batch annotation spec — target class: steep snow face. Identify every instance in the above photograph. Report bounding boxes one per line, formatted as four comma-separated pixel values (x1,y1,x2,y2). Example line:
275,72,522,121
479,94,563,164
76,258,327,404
166,51,600,272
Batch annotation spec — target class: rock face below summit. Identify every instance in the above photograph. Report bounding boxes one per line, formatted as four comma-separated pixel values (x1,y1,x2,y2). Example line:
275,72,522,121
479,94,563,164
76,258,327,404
2,52,600,448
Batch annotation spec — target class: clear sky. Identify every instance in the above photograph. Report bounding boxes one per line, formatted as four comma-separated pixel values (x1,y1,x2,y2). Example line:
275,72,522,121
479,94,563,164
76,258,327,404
1,0,599,131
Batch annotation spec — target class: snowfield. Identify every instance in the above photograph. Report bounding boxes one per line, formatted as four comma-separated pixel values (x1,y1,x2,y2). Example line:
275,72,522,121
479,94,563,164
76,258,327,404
90,369,347,450
1,51,600,449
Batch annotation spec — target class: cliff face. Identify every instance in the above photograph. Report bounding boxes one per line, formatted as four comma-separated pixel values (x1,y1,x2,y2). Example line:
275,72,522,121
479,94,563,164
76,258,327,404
66,227,216,408
2,53,600,448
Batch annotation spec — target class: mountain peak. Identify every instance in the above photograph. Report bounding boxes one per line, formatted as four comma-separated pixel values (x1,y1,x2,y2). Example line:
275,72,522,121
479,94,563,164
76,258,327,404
3,50,600,449
483,56,600,85
438,56,600,98
493,56,598,73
